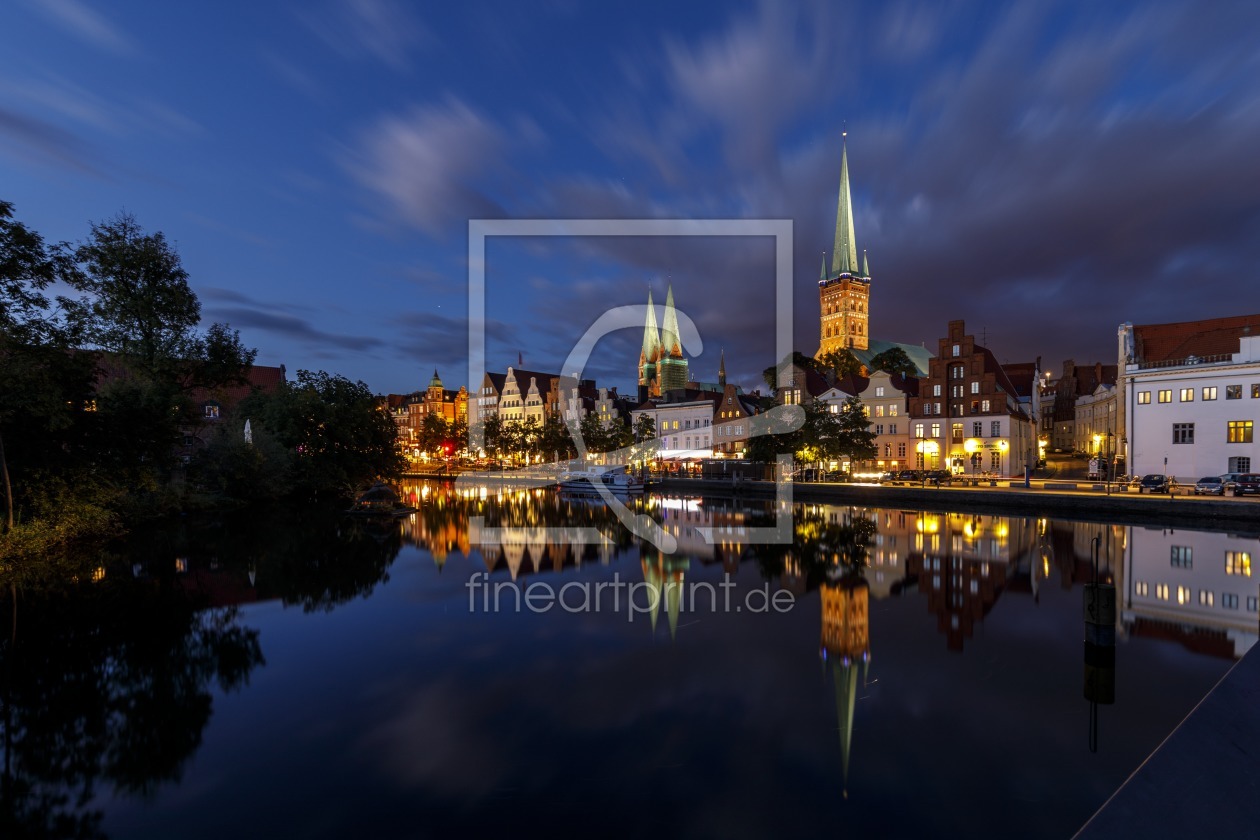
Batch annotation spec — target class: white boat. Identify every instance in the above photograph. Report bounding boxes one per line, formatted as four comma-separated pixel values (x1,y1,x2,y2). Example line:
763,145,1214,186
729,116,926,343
558,465,645,497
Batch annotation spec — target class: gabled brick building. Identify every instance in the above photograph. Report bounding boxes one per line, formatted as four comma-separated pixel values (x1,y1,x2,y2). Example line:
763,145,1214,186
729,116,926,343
908,320,1036,477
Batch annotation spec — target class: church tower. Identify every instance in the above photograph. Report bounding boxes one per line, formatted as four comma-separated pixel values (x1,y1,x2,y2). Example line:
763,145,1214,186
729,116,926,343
818,133,871,357
638,289,662,402
657,284,690,393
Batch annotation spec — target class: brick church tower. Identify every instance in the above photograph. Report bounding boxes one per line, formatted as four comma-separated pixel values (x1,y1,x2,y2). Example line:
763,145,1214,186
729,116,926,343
817,133,871,357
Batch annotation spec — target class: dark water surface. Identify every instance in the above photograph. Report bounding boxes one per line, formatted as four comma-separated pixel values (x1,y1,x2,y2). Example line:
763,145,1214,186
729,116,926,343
3,484,1252,838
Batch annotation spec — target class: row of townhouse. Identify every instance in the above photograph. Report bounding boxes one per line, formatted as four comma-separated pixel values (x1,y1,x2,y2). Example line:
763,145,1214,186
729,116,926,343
774,319,1040,478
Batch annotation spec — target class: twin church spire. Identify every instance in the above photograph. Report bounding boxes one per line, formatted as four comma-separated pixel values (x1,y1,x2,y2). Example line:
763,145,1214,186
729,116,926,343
639,284,689,400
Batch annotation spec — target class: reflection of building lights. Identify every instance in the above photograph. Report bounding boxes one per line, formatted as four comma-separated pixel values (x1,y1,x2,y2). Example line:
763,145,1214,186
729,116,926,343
916,516,940,534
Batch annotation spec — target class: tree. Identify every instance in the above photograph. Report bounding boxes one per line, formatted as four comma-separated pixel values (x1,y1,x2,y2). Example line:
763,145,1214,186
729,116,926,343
0,201,103,536
66,213,256,485
69,212,201,380
241,370,404,500
823,395,879,463
817,348,862,379
868,346,917,377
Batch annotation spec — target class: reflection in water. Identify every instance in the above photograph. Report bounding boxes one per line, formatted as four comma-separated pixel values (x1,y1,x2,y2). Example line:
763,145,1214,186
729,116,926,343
0,506,407,836
0,575,263,838
1122,527,1260,658
3,483,1253,836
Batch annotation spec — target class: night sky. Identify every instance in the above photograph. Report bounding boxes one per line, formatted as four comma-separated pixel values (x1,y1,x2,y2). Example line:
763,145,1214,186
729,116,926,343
4,1,1259,396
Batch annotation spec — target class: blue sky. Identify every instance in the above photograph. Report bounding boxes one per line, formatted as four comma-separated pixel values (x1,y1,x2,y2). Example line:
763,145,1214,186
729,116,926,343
4,0,1259,395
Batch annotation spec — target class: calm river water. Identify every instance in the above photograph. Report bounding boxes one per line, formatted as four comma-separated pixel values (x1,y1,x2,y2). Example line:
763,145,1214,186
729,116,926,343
3,483,1253,838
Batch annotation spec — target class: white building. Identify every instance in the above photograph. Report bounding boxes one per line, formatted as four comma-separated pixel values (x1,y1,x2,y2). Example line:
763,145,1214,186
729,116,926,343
630,398,715,461
1119,318,1260,481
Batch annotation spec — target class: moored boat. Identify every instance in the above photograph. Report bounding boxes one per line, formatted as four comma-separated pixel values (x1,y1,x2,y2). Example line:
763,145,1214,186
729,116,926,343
557,465,644,498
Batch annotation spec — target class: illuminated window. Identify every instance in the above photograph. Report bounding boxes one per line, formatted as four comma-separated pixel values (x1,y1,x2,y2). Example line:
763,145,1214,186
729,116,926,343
970,381,980,394
933,384,942,396
1156,584,1169,600
915,424,924,438
1253,384,1260,398
981,399,991,412
1138,391,1151,404
889,404,898,416
1179,388,1193,402
931,423,941,438
203,402,220,419
875,386,885,396
1135,581,1149,596
1171,546,1193,567
952,423,963,443
1226,551,1251,576
1200,590,1214,606
1158,390,1171,403
1227,421,1253,443
1203,387,1217,401
952,344,960,357
1176,586,1190,604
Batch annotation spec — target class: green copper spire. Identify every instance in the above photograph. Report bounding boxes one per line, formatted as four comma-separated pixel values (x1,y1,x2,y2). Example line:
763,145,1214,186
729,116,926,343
641,289,661,363
831,133,859,277
820,253,828,282
661,284,682,359
429,368,442,389
862,249,870,278
718,348,726,387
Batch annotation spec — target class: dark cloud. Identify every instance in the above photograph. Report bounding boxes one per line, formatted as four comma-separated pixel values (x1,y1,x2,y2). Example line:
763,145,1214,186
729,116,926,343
0,106,101,176
543,0,1260,386
207,305,384,353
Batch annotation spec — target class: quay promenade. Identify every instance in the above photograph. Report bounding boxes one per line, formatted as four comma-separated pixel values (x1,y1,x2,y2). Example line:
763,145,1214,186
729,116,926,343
656,476,1260,533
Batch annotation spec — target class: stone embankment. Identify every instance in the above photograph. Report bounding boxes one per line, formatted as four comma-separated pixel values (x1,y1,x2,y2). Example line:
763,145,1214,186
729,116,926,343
656,477,1260,533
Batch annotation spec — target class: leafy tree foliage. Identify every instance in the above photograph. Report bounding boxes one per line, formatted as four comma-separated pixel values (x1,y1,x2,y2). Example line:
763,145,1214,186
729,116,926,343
0,201,109,538
744,396,876,468
816,348,862,379
242,370,404,500
867,346,917,377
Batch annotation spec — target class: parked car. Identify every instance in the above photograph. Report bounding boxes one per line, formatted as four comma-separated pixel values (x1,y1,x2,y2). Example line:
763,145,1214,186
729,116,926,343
1194,476,1226,495
1138,474,1172,493
924,469,953,485
1228,474,1260,496
895,470,921,482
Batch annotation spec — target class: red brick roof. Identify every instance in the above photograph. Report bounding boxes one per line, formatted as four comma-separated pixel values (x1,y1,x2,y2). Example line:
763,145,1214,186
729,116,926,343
1134,314,1260,363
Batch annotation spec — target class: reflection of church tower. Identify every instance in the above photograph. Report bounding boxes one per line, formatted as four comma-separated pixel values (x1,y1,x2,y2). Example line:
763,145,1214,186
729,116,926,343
642,550,689,639
818,132,872,357
820,578,870,798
